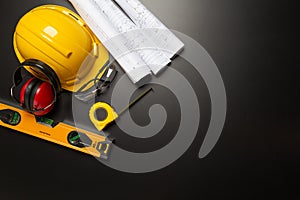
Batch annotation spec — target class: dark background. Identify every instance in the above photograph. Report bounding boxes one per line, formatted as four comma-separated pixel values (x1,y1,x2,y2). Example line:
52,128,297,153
0,0,299,199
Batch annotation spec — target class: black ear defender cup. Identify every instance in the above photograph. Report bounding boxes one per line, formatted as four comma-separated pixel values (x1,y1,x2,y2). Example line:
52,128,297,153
23,78,41,112
11,59,62,115
28,79,43,112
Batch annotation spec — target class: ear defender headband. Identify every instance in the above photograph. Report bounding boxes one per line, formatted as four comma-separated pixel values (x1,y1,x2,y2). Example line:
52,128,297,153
11,59,62,116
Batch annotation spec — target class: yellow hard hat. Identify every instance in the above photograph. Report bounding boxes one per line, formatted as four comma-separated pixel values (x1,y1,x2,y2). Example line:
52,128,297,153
13,5,109,92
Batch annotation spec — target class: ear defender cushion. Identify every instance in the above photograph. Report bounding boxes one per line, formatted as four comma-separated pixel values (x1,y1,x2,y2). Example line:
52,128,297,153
28,79,42,111
19,77,38,108
23,78,41,111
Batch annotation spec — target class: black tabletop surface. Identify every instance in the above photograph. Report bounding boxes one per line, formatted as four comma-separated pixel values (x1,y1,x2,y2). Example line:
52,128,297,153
0,0,299,199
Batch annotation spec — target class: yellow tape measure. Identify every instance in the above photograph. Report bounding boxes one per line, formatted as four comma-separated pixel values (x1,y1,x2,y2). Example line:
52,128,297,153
89,102,119,131
89,87,153,131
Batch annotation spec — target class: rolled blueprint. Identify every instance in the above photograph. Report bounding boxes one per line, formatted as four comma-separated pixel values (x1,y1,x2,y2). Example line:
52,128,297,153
69,0,151,86
114,0,185,59
94,0,171,75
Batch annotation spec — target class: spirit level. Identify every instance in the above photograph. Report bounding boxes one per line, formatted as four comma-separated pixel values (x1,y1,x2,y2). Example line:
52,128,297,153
0,102,112,159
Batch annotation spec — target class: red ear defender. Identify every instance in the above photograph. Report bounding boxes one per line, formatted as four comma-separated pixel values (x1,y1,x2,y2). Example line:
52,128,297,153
19,77,55,116
32,81,55,116
11,60,61,116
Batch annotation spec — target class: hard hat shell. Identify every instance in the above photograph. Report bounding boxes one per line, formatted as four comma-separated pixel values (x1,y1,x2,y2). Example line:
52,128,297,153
13,5,109,92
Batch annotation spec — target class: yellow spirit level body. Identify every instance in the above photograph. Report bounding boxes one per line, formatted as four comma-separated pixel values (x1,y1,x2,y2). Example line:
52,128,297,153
0,102,111,159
